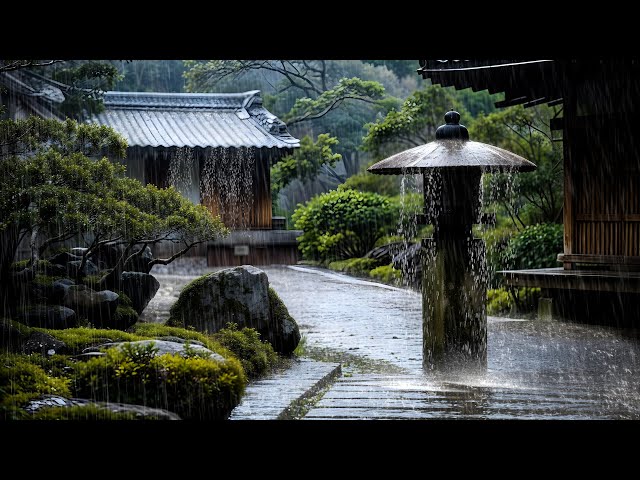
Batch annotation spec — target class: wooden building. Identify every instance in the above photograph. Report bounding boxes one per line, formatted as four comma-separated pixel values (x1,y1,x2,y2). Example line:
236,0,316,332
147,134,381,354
0,69,302,266
88,90,301,266
418,59,640,326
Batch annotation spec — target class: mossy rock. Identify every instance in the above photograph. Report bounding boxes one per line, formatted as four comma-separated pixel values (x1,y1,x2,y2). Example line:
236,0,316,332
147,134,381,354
73,343,245,420
168,266,300,355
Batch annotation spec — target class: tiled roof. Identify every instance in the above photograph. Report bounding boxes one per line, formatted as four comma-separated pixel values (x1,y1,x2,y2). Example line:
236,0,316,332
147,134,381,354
89,90,299,149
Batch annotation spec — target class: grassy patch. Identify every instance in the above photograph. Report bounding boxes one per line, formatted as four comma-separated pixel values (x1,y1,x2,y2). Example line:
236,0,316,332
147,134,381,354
0,353,71,418
328,257,380,276
73,343,245,420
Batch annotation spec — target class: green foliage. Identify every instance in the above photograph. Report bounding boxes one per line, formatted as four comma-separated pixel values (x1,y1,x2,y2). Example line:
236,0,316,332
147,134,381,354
487,288,514,315
369,264,401,284
503,223,564,270
471,105,563,226
73,343,245,420
28,404,163,421
339,166,400,197
363,60,417,79
0,353,71,414
213,323,278,379
362,84,467,156
328,257,381,275
292,189,396,261
271,134,342,198
0,116,227,286
49,61,121,117
283,77,385,125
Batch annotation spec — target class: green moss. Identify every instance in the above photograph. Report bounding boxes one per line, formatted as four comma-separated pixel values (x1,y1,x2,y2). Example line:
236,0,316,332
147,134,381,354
33,274,61,287
213,323,279,379
131,323,230,358
113,304,139,327
2,318,34,337
369,264,401,284
167,273,216,324
29,404,164,420
73,343,246,420
10,259,31,271
39,327,143,353
0,353,71,415
487,287,542,315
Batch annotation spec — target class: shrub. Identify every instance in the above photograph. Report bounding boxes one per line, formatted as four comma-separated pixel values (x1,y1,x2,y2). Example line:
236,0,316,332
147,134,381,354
369,264,401,284
0,353,71,416
503,223,563,270
213,323,278,379
328,257,381,276
487,288,514,315
73,342,245,420
292,189,396,262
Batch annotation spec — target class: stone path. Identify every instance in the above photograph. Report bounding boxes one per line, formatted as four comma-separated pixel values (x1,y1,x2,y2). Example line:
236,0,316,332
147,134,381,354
229,358,341,420
143,259,640,420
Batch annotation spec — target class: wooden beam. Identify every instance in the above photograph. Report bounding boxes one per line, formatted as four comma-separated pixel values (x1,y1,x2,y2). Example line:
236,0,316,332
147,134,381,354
557,253,640,266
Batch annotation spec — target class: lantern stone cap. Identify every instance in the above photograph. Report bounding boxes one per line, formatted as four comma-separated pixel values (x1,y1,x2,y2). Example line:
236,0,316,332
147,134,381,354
368,111,536,175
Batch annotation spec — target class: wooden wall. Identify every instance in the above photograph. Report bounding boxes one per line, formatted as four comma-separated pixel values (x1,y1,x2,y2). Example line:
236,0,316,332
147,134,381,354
128,146,281,231
207,245,300,266
561,63,640,269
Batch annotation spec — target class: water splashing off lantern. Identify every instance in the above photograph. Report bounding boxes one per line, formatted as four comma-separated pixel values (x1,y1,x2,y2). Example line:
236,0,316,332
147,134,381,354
368,111,536,369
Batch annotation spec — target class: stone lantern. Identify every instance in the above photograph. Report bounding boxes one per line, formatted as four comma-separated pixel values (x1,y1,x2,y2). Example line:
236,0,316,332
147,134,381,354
368,111,536,369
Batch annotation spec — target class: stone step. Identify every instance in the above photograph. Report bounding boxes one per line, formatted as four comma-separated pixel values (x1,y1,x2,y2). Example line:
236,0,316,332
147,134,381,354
229,358,341,420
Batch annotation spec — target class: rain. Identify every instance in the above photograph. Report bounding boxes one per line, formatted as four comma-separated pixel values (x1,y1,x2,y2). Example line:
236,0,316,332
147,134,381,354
1,58,639,423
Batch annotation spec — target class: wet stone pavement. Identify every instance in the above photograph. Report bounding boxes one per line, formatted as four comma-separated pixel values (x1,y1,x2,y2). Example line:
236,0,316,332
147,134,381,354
146,259,640,419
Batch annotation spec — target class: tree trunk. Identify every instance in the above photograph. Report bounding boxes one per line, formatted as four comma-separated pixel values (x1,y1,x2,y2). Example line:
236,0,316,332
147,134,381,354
99,242,134,291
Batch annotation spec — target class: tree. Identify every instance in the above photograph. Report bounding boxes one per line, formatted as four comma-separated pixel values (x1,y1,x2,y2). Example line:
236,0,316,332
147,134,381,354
470,105,563,227
362,84,466,156
184,60,386,125
0,117,228,303
1,60,121,118
271,134,342,200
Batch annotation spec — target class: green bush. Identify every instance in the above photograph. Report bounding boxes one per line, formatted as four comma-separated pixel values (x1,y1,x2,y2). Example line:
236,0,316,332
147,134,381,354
213,323,278,379
487,288,514,315
369,264,401,284
292,189,396,262
339,170,400,197
73,342,245,420
487,287,542,315
0,353,71,416
502,223,563,270
328,257,381,276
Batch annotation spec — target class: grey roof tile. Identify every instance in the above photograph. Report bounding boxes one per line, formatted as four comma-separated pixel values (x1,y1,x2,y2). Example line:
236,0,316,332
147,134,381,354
89,90,299,149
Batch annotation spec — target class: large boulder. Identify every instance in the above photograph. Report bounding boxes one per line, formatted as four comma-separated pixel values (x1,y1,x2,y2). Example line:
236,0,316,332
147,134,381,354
63,285,119,327
268,288,301,355
121,272,160,314
168,265,300,354
18,305,77,329
83,339,226,363
48,251,82,266
66,259,100,277
23,331,67,356
123,246,154,274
